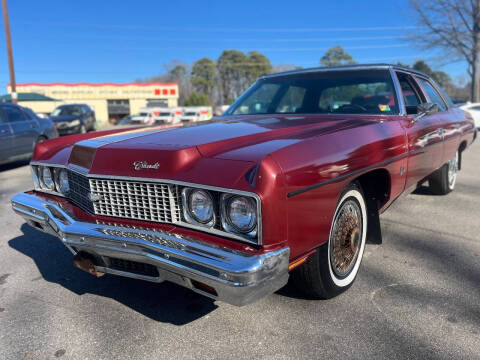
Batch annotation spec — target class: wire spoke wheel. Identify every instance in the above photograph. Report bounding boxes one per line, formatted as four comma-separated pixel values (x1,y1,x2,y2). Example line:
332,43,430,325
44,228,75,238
447,152,458,189
329,199,363,278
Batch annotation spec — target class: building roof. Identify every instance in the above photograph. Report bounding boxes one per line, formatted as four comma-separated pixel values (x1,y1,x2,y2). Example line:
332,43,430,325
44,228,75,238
10,82,178,87
0,92,57,102
262,63,429,79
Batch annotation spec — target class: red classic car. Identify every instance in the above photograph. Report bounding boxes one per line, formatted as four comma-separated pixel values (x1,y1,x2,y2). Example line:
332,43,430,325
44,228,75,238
11,64,477,306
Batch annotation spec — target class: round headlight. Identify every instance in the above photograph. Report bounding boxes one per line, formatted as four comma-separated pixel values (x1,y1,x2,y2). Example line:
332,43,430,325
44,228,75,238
187,190,214,224
55,169,70,194
226,196,257,233
40,166,55,190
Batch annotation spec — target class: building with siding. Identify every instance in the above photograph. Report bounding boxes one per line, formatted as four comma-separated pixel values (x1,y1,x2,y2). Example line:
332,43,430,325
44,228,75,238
6,82,179,125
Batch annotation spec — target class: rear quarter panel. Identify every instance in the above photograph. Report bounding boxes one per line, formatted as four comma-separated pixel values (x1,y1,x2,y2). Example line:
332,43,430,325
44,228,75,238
270,116,408,259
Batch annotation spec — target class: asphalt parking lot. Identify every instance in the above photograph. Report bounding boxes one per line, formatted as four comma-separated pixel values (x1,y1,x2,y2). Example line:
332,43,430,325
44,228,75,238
0,141,479,360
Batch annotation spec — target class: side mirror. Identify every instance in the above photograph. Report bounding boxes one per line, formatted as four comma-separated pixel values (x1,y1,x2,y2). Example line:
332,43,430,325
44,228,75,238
414,102,438,121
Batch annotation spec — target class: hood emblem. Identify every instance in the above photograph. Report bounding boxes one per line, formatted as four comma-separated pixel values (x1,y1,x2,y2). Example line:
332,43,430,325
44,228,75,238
133,161,160,171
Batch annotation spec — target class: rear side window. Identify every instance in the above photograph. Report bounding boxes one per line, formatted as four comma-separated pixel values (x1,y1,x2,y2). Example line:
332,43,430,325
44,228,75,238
3,106,26,122
419,78,447,112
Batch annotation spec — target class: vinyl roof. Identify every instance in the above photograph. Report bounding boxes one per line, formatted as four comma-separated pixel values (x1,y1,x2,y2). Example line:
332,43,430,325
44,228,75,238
261,63,429,79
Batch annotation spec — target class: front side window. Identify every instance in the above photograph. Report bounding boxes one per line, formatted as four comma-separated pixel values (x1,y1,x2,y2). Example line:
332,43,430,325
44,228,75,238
418,78,447,112
3,106,26,122
226,70,399,116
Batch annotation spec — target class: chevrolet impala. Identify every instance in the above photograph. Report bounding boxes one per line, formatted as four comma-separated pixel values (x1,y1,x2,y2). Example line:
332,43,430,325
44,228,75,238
11,64,477,306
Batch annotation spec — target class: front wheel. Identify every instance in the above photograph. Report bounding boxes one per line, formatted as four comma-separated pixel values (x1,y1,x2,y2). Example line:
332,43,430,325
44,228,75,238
292,182,367,299
429,151,458,195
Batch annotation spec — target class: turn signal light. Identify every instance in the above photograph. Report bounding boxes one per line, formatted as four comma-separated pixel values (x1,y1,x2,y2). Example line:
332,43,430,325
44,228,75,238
191,280,218,296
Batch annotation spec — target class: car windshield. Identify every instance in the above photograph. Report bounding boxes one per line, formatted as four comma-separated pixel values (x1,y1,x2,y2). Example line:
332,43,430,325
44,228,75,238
160,112,171,116
185,112,197,116
226,69,399,116
52,106,82,116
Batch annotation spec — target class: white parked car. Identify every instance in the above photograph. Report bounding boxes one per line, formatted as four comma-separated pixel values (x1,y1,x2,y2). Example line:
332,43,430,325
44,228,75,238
460,103,480,128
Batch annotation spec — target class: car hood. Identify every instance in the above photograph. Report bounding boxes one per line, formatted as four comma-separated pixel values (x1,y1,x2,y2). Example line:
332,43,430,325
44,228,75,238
66,114,369,176
51,115,80,122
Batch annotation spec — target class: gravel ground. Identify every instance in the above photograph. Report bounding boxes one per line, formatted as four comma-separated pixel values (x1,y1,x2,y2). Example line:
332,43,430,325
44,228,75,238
0,141,479,360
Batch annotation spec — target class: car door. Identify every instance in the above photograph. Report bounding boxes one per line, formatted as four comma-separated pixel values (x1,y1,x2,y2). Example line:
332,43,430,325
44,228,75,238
3,105,39,157
395,71,444,190
85,105,95,128
0,108,13,163
416,77,460,165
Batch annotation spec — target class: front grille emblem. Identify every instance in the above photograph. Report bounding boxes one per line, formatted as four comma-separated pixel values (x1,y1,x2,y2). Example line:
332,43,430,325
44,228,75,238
133,161,160,171
88,193,102,202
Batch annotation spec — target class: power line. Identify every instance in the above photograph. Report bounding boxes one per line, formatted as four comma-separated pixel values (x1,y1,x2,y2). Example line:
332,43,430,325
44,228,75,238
22,33,410,43
16,21,421,33
23,42,410,53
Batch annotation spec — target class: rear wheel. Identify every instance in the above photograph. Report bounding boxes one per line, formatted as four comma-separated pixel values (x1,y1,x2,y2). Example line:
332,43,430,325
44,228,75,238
292,182,367,299
429,151,458,195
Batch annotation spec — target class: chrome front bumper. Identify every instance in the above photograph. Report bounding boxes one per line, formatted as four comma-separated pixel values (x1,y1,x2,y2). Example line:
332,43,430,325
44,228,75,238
11,192,289,306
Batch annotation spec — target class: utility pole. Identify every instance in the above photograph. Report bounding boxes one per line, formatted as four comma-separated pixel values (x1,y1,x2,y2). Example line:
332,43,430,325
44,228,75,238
2,0,16,103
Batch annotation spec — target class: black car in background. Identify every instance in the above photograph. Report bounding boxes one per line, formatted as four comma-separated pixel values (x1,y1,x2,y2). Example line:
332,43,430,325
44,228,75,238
0,103,58,166
50,104,96,135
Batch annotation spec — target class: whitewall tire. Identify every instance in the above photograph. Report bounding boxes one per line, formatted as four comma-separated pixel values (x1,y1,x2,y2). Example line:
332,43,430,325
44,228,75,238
292,182,368,299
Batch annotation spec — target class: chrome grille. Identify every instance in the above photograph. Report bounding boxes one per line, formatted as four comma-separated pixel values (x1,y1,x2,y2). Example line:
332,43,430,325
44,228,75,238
67,170,94,213
89,178,181,223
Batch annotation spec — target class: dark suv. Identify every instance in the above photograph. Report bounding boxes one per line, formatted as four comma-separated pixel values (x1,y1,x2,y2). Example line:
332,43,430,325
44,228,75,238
0,103,58,165
50,104,96,135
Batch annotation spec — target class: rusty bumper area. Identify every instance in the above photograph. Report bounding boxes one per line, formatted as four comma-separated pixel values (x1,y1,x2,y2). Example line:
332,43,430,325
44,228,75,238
11,192,289,306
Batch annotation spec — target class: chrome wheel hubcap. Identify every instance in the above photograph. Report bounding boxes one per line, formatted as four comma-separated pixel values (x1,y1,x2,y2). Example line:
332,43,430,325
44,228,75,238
330,199,363,278
448,153,458,189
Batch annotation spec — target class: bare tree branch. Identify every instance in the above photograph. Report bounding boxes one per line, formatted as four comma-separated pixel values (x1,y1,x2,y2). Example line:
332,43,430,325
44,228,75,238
408,0,480,100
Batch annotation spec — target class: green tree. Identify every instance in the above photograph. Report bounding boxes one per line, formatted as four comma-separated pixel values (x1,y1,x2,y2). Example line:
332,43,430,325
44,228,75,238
412,60,452,88
320,46,356,67
167,64,187,82
163,62,191,105
191,57,217,103
245,51,272,85
217,50,249,103
183,92,211,106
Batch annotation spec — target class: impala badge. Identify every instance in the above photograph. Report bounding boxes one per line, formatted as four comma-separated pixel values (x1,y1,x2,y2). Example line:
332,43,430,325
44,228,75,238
133,161,160,171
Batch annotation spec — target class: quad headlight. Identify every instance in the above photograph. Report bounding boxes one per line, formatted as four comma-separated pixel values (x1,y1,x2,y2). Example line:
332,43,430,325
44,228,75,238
32,165,69,195
40,166,55,190
181,187,259,244
223,195,257,233
182,188,215,227
54,168,70,194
